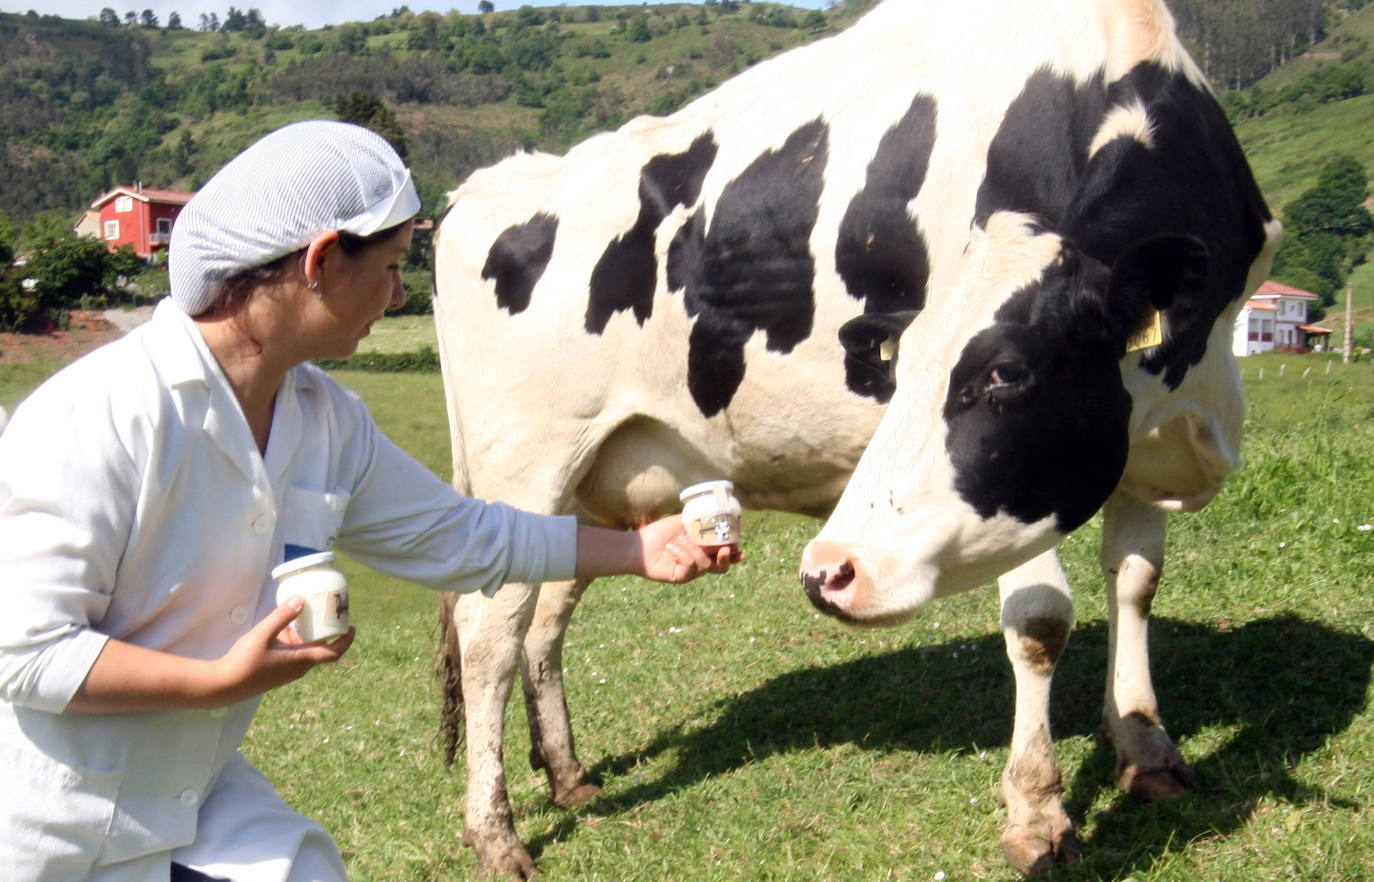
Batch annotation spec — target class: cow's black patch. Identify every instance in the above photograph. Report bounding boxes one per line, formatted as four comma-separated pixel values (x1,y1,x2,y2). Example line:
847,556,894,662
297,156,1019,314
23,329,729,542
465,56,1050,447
943,235,1203,532
975,64,1272,390
482,212,558,315
668,118,829,417
585,133,718,334
835,93,936,401
974,66,1108,228
943,252,1131,533
1064,64,1272,388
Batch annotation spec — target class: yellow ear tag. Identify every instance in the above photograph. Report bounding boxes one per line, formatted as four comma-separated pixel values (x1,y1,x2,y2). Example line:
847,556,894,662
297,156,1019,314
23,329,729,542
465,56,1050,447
1125,310,1163,352
879,335,899,362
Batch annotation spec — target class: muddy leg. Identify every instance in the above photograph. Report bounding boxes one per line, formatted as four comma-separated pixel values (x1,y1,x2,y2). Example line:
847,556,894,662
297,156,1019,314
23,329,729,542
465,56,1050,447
997,548,1082,875
1099,490,1199,801
519,577,603,808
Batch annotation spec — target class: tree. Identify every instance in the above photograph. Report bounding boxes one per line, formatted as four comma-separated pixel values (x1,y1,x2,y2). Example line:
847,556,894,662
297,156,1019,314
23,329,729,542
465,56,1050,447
140,9,158,28
244,8,266,39
24,234,121,310
334,91,409,161
167,11,182,29
222,6,246,32
99,7,120,26
0,213,15,267
123,10,138,26
1285,154,1374,238
627,12,652,43
1274,154,1374,308
477,0,494,12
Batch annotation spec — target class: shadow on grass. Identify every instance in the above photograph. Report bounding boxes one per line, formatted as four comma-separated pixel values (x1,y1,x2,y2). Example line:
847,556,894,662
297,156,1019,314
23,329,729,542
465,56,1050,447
537,613,1372,876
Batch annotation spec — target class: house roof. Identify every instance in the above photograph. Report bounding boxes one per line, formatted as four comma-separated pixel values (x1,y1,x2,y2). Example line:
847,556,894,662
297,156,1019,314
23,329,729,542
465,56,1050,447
1253,279,1319,300
1243,300,1279,311
1300,324,1334,334
91,185,195,209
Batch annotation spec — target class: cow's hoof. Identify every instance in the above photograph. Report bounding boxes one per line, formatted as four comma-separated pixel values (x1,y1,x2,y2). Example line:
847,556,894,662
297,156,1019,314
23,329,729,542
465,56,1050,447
475,843,537,880
464,830,538,880
1001,826,1083,876
1121,760,1201,802
553,781,603,809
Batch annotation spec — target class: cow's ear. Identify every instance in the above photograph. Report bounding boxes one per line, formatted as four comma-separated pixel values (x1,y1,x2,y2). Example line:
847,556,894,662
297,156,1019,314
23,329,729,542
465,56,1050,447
1106,235,1209,352
838,310,920,402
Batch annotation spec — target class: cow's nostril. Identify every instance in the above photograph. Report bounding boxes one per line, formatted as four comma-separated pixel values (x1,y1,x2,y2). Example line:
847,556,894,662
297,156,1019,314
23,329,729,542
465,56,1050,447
827,561,855,593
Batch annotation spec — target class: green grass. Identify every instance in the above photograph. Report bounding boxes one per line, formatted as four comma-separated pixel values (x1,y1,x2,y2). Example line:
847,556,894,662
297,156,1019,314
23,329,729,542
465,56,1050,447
2,351,1372,880
1234,91,1374,214
354,315,439,358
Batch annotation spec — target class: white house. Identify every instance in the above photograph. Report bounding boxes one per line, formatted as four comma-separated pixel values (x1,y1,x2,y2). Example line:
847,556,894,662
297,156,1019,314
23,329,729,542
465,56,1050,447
1232,280,1330,356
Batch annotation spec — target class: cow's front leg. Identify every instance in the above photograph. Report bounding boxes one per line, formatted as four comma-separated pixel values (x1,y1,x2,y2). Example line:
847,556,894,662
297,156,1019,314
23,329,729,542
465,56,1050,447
1099,491,1199,801
456,582,541,879
997,548,1082,874
519,577,603,808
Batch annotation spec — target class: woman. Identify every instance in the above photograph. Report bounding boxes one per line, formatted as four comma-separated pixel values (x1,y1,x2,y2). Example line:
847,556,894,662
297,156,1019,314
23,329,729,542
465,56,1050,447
0,121,738,881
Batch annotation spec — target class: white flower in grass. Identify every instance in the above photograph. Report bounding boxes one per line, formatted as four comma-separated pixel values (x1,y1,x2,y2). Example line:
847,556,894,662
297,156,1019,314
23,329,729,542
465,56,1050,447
1358,523,1373,532
935,872,947,881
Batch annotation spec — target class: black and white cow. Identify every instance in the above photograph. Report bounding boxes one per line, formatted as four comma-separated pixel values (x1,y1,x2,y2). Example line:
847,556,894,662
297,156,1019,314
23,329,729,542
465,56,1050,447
432,0,1280,875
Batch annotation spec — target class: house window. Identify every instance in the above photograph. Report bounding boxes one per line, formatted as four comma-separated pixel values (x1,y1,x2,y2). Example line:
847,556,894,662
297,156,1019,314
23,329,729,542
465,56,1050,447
104,220,120,240
114,195,133,213
156,217,172,235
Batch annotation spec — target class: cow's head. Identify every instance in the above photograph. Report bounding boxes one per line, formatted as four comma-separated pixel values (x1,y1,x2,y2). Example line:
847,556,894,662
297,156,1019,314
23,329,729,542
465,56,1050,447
800,212,1208,625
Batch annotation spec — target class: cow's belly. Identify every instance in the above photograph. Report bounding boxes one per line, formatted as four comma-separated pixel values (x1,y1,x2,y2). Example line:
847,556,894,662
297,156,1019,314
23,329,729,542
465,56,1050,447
573,403,878,527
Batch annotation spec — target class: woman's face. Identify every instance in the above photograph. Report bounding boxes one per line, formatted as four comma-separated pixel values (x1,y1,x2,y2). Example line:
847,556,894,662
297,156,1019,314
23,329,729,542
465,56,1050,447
313,221,415,358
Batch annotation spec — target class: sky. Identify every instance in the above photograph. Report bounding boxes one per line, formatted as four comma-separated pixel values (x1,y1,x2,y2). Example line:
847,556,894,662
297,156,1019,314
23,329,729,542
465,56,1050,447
7,0,828,30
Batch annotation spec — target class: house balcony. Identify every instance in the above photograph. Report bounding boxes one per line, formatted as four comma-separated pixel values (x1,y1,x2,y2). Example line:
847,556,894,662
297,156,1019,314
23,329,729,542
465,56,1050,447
149,232,171,246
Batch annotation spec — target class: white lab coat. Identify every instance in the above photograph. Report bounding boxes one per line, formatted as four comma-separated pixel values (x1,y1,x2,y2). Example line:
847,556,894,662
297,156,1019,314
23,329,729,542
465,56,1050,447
0,301,577,881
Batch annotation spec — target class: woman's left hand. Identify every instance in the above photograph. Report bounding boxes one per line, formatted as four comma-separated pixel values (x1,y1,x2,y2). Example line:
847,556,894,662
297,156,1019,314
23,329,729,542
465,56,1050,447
637,514,743,584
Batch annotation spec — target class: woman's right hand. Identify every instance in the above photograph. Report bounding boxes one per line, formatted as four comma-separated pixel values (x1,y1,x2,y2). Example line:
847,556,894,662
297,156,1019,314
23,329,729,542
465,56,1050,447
66,600,355,714
209,597,355,705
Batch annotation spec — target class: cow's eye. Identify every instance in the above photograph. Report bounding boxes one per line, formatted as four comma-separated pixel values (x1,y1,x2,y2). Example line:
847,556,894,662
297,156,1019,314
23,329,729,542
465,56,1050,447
988,361,1029,389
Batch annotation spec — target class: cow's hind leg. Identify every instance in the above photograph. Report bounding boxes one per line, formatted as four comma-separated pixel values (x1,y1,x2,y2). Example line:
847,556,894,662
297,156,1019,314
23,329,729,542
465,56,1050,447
1099,491,1199,801
997,548,1082,874
454,582,542,879
519,576,603,808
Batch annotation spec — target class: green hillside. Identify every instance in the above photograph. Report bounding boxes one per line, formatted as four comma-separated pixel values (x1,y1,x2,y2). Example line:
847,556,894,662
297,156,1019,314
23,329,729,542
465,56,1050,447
0,3,851,226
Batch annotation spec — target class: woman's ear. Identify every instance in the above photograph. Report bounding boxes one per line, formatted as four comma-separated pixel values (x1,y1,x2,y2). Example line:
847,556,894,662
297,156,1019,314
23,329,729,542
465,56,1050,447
301,231,342,287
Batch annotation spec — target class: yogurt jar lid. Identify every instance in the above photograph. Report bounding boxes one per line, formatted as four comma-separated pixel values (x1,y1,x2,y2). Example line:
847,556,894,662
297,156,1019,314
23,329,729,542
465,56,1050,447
271,550,337,581
679,479,734,502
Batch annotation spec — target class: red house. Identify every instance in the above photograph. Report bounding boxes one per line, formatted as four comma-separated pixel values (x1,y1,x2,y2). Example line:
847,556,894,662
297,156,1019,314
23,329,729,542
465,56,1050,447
89,184,195,259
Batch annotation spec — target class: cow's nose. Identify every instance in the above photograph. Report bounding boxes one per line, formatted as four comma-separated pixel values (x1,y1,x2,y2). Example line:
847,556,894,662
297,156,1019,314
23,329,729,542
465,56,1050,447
799,540,864,620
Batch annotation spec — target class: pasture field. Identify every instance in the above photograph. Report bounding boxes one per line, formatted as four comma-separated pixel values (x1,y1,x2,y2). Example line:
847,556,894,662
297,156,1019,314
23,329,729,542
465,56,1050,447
1,349,1372,880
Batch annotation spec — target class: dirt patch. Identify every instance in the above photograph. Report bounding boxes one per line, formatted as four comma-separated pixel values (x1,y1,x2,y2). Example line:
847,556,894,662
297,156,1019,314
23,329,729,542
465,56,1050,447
0,310,126,365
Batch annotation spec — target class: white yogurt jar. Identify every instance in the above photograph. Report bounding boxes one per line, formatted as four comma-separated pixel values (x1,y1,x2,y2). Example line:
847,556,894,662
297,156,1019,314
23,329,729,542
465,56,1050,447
271,551,350,642
679,480,742,549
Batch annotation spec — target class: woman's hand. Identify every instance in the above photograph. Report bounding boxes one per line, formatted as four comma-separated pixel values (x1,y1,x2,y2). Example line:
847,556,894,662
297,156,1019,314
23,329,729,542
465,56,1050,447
65,599,354,714
636,514,742,583
575,516,743,584
209,598,355,705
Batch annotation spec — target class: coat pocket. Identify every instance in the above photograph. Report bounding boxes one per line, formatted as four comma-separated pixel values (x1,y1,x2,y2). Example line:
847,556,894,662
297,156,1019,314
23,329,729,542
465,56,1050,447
0,738,123,879
281,487,350,560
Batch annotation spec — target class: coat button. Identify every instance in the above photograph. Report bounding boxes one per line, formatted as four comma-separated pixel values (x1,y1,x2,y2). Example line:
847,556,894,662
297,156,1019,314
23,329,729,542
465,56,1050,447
178,789,201,807
252,514,273,535
229,606,250,625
